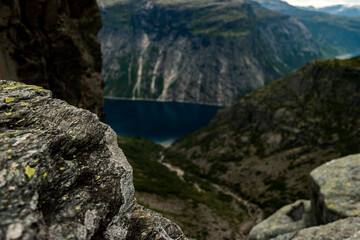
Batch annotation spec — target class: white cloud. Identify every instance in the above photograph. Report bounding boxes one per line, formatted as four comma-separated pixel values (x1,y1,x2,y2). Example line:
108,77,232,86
283,0,360,8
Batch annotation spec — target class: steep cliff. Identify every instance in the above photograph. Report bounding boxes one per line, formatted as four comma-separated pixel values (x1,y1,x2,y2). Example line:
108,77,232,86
98,0,320,105
253,0,360,58
166,56,360,221
0,0,104,117
0,80,187,240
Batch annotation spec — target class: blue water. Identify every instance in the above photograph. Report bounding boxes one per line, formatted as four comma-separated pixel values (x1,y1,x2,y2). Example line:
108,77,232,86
104,98,224,146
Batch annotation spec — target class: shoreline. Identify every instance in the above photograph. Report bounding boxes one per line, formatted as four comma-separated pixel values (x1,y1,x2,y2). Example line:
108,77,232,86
104,96,227,107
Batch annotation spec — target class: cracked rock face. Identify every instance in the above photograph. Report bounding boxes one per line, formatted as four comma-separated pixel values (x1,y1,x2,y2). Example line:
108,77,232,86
0,80,187,240
248,200,314,240
310,154,360,225
270,217,360,240
0,0,104,117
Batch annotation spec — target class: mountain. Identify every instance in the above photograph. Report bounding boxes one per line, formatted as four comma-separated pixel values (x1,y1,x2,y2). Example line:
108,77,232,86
301,5,360,18
98,0,320,105
165,55,360,223
253,0,360,58
0,0,104,117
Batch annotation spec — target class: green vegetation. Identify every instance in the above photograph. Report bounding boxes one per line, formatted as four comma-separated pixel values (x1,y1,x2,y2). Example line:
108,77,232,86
117,136,257,239
117,136,193,198
165,55,360,219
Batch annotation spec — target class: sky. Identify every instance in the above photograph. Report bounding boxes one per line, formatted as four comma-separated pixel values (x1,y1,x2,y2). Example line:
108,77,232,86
282,0,360,8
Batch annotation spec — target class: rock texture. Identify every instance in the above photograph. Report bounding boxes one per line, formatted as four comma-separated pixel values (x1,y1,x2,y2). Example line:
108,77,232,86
165,56,360,235
248,200,313,240
310,154,360,225
0,80,187,240
249,154,360,240
0,0,104,117
98,0,320,105
271,217,360,240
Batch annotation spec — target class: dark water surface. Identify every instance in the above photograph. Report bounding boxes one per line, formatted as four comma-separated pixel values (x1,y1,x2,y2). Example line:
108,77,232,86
104,98,224,146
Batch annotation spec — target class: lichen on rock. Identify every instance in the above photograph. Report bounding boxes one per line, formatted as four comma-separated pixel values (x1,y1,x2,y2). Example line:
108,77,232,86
248,200,314,240
310,154,360,225
0,80,187,240
270,217,360,240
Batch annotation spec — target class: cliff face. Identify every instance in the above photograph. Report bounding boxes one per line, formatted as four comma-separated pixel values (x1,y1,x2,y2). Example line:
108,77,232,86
0,0,104,117
253,0,360,58
0,80,187,240
166,56,360,220
98,0,320,105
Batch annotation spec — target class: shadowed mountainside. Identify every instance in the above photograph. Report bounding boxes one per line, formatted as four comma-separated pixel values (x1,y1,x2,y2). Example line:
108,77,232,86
253,0,360,58
166,55,360,220
0,0,104,117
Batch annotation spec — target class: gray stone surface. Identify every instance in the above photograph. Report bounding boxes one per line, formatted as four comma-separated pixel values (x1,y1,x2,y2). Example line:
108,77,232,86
270,217,360,240
248,200,314,240
0,80,187,239
310,154,360,225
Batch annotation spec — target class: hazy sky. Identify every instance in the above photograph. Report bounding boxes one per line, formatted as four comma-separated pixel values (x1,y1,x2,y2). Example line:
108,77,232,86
283,0,360,7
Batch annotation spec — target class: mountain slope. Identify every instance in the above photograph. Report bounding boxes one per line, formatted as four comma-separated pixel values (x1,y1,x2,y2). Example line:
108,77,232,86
98,0,320,105
253,0,360,58
166,56,360,219
117,136,263,239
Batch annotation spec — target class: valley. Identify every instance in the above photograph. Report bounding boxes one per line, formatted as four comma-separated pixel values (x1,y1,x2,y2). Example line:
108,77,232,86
115,56,360,239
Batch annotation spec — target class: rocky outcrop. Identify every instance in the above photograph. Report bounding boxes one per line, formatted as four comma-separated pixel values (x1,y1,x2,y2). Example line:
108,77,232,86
0,0,104,117
271,217,360,240
0,80,187,239
248,200,313,240
249,154,360,240
309,154,360,225
98,0,320,105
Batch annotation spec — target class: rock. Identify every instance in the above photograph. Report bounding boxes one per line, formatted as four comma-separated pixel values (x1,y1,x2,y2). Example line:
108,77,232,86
248,200,314,240
0,80,187,239
0,0,104,117
309,154,360,225
270,217,360,240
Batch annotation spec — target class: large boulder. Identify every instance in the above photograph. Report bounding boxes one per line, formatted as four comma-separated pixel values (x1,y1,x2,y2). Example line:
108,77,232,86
0,80,187,239
309,154,360,225
248,200,313,240
270,217,360,240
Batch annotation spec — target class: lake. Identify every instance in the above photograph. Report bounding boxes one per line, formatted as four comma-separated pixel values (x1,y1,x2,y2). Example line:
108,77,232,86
104,98,224,146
